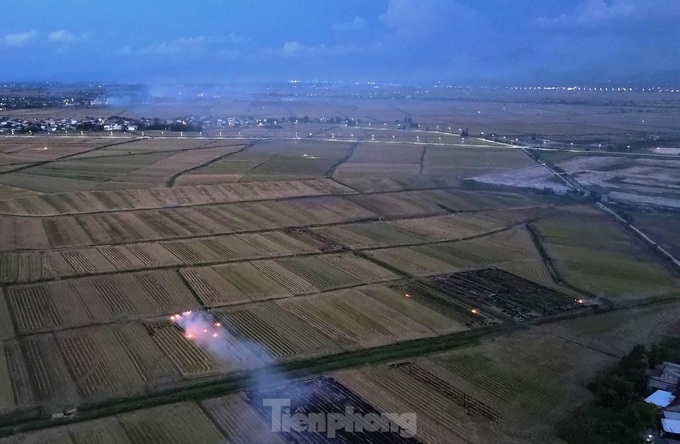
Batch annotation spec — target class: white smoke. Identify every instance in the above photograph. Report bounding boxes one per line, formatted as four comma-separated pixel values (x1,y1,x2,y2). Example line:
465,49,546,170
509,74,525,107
170,310,311,439
170,310,272,370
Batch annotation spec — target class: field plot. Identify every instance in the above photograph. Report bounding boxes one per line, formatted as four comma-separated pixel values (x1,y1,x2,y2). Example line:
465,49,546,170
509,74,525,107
0,252,44,284
245,376,419,443
111,143,246,185
317,253,398,283
0,184,39,200
389,280,498,328
335,363,498,444
275,253,396,291
423,146,535,179
55,324,179,401
118,402,225,444
67,417,133,444
537,300,680,357
367,247,462,276
0,196,373,252
531,213,679,299
366,224,556,280
358,285,471,334
71,137,217,158
315,209,540,249
0,178,353,216
347,189,453,218
0,217,50,252
8,334,80,410
202,394,288,444
238,195,376,228
175,141,292,184
240,141,353,181
336,175,460,193
630,210,680,259
348,189,543,220
250,260,318,294
426,328,615,439
147,319,265,376
16,152,173,184
0,342,15,415
0,291,15,340
0,426,74,444
333,143,423,178
5,270,199,334
146,322,218,377
425,269,580,322
277,288,433,349
181,262,292,306
0,137,122,163
215,302,340,360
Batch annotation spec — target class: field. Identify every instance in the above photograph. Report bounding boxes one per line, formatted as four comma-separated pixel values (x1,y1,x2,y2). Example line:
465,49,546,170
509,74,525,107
327,321,622,443
530,209,679,299
629,210,680,258
0,91,679,443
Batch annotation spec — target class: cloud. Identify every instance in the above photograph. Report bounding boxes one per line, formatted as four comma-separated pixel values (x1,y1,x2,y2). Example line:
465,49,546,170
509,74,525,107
534,0,680,28
380,0,481,41
119,34,248,56
332,16,367,32
282,41,304,55
48,30,88,44
278,41,380,58
225,32,249,43
2,31,37,46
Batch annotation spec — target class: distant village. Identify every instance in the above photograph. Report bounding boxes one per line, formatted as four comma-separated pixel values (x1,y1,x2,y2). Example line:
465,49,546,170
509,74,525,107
0,114,370,135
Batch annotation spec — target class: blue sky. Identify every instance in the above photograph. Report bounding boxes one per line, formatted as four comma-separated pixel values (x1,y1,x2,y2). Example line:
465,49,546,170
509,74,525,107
1,0,679,84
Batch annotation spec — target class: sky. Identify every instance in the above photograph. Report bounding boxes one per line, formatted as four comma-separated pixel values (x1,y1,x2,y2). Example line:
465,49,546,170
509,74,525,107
1,0,679,85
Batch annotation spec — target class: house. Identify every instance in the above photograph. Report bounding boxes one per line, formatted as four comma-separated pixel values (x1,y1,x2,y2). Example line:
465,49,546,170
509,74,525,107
649,362,680,392
645,390,676,408
661,417,680,443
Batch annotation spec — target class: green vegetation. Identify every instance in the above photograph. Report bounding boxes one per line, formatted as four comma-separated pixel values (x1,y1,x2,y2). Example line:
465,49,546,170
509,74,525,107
557,345,667,444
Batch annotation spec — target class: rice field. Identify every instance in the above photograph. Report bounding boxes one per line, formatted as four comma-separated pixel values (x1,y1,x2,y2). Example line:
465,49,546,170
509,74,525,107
427,328,615,432
313,211,527,249
531,213,680,299
118,402,226,444
0,178,353,216
202,394,289,444
5,270,199,334
365,225,550,278
215,302,341,360
277,288,435,349
0,121,677,444
55,324,179,401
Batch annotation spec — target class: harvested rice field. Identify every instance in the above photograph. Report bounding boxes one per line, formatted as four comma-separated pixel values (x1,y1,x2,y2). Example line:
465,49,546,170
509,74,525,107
1,102,679,444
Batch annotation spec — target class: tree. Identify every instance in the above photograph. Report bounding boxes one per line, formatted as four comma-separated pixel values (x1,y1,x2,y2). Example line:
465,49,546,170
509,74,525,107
647,344,668,368
591,374,637,409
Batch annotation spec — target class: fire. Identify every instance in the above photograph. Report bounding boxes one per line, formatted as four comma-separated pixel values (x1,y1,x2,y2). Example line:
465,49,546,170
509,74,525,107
405,293,411,298
214,322,221,327
576,299,584,304
471,309,478,314
186,333,193,339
